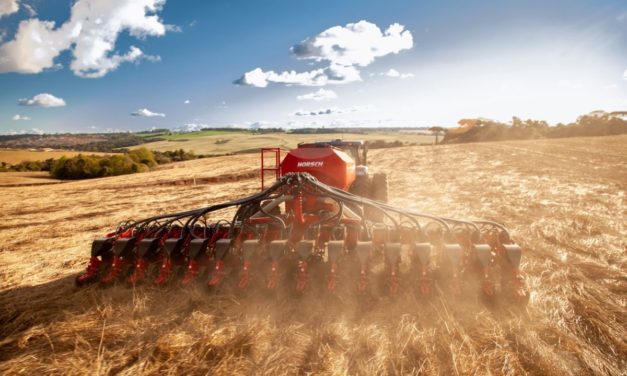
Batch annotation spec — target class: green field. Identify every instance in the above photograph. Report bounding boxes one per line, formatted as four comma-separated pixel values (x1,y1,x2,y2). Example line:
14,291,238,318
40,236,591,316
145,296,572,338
142,132,436,155
139,129,244,141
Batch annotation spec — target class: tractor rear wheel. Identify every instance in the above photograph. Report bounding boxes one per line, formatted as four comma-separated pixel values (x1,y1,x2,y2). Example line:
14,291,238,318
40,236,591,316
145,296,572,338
371,173,388,203
365,173,388,222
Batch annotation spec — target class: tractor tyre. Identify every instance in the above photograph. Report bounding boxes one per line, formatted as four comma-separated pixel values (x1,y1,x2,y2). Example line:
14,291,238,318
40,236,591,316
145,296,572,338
371,173,389,203
349,175,371,198
365,173,388,222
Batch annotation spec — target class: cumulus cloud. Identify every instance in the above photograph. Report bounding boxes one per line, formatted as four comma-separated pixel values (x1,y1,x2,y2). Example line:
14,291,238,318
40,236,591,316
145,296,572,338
291,106,369,116
623,68,627,80
291,20,413,66
12,114,30,121
297,88,338,101
247,120,278,129
170,123,209,132
0,0,19,18
18,93,66,107
235,64,361,87
0,0,169,78
131,108,165,117
372,68,414,79
235,20,413,88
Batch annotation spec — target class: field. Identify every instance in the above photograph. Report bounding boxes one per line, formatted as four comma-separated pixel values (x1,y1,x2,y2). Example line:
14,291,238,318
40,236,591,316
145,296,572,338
0,149,110,165
143,132,436,155
0,136,625,375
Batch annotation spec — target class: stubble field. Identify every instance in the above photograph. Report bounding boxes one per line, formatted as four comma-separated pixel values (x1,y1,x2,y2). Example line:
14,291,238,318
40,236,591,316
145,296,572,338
0,136,625,375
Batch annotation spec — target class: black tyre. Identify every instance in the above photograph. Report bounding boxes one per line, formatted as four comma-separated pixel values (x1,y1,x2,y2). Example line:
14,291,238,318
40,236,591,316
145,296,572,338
371,173,388,203
348,175,371,198
365,173,388,222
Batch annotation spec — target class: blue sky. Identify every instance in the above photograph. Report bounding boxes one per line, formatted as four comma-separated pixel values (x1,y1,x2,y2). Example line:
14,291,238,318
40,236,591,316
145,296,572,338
0,0,625,134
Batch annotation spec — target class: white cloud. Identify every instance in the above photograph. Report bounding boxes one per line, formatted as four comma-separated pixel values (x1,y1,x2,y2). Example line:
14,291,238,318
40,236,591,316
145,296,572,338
291,20,413,67
236,20,413,88
623,69,627,80
131,108,165,117
172,123,206,132
184,99,190,104
297,88,338,101
371,68,414,79
384,68,414,79
22,2,35,17
235,64,361,87
12,114,30,121
291,105,370,116
18,93,66,107
247,120,278,129
0,0,19,18
0,0,169,78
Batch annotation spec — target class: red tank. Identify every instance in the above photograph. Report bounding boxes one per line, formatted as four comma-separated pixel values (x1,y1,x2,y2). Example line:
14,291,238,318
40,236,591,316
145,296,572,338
281,146,356,190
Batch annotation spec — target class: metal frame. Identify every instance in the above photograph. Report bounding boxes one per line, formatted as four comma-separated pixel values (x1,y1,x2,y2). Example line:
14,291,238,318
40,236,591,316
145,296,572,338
260,147,281,190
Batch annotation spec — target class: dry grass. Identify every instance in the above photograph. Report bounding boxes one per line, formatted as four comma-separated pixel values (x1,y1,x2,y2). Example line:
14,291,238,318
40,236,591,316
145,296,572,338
0,172,62,187
0,136,625,375
143,132,435,155
0,149,110,165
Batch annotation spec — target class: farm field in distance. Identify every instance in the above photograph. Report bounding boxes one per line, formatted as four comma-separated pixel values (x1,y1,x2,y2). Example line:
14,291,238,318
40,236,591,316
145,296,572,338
0,135,624,375
0,149,111,165
141,131,436,155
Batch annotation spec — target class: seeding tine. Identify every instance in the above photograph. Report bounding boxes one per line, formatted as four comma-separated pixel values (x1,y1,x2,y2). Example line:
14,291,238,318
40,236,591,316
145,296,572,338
414,243,432,266
297,240,314,260
385,242,402,295
355,241,373,292
100,238,136,285
327,240,343,291
238,239,259,289
295,241,314,291
113,238,136,257
501,243,527,301
413,242,432,296
269,240,287,261
443,243,463,295
242,239,258,260
188,238,210,260
182,238,210,286
372,224,388,247
208,239,232,287
473,244,495,297
267,240,288,289
443,243,462,267
327,241,344,263
385,243,401,265
92,237,115,257
503,244,522,268
76,237,114,286
128,238,160,285
163,238,185,258
154,238,185,286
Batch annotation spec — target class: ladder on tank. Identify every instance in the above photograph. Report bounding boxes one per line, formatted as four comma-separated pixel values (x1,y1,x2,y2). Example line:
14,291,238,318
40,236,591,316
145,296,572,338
260,148,281,190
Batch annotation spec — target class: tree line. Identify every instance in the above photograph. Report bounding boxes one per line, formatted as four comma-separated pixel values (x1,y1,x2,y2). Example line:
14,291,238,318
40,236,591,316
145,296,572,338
442,111,626,144
0,148,202,179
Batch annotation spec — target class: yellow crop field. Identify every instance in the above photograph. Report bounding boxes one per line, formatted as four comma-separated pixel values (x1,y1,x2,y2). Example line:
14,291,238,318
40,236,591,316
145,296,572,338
0,149,111,165
0,135,625,375
143,132,436,155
